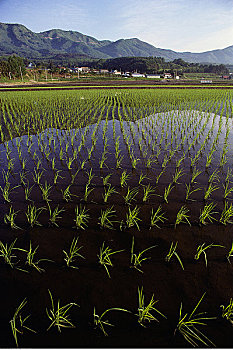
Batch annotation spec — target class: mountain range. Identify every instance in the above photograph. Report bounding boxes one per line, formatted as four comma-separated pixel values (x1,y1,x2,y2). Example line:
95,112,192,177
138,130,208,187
0,22,233,64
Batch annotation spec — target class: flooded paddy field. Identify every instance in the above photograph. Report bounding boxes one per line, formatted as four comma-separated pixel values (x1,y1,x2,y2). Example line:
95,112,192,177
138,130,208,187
0,88,233,347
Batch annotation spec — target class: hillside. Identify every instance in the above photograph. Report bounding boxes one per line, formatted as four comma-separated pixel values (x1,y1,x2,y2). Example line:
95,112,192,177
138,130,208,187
0,22,233,64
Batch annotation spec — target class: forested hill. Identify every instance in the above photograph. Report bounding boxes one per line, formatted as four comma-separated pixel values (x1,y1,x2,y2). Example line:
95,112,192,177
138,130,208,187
1,23,233,64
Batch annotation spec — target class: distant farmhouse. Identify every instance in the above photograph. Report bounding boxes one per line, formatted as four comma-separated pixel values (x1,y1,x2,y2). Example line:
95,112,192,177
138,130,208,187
146,74,161,79
131,73,145,78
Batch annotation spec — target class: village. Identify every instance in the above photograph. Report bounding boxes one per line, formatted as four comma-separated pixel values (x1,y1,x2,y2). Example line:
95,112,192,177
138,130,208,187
24,62,232,83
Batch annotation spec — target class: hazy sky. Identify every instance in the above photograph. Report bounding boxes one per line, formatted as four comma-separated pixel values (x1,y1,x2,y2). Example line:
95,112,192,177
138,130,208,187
0,0,233,52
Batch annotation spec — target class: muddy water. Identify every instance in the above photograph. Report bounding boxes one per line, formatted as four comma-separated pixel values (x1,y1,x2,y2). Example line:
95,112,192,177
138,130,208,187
0,110,233,347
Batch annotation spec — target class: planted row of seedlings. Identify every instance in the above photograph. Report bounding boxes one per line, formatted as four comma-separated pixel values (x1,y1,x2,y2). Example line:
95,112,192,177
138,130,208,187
3,198,233,229
9,287,233,347
1,235,233,274
0,88,233,347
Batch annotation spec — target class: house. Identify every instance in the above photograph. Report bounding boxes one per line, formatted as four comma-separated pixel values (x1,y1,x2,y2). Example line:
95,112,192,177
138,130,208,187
146,74,161,79
100,69,109,74
200,80,212,83
131,73,145,78
26,62,36,69
164,73,172,79
113,70,122,75
80,67,90,73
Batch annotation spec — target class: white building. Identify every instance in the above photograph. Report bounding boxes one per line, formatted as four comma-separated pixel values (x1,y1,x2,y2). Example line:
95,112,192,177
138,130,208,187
131,73,145,78
113,70,122,75
147,74,161,79
164,73,172,79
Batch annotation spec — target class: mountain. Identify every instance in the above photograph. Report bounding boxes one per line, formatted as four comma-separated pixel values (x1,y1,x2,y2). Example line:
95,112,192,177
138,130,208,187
0,22,233,64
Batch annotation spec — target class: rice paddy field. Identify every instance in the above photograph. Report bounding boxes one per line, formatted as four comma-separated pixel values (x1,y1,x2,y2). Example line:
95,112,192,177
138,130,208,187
1,88,233,347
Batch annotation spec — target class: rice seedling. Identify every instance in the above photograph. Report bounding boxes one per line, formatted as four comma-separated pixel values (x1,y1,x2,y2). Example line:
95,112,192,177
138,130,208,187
163,183,174,204
4,206,21,230
63,237,85,269
150,205,167,229
32,168,44,185
223,181,233,199
190,154,200,168
10,298,36,347
93,307,130,336
125,206,141,230
225,168,233,184
146,155,156,169
116,154,124,169
155,169,164,184
185,183,201,201
165,242,184,270
204,183,219,200
137,287,166,327
99,151,108,169
86,168,95,186
220,298,233,324
190,167,202,184
98,206,117,230
48,204,65,227
102,173,112,186
226,242,233,263
103,184,118,203
19,171,28,186
208,169,220,184
35,157,42,170
131,155,140,169
23,241,52,272
194,243,224,267
130,237,157,273
172,168,185,184
71,169,79,184
162,154,169,168
24,182,34,201
39,181,53,202
0,182,19,203
199,203,218,225
138,172,150,185
219,202,233,225
176,153,186,168
175,206,191,228
83,184,94,202
0,239,19,268
46,290,79,332
120,170,131,188
174,293,215,347
142,184,156,202
66,156,75,170
61,185,73,202
205,152,214,168
219,154,228,167
123,187,139,205
53,170,64,185
97,242,124,278
80,158,87,170
74,205,90,230
25,204,45,228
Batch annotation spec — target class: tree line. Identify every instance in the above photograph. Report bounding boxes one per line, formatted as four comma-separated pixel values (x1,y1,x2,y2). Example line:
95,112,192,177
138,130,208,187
0,55,229,77
32,56,229,75
0,56,26,78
